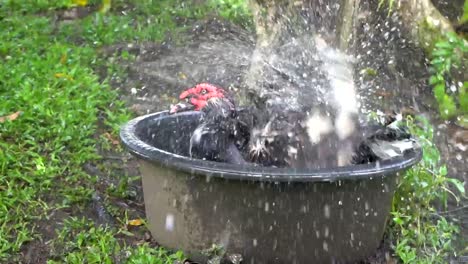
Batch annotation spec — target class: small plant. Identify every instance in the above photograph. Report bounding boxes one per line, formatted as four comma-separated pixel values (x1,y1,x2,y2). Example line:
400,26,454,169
377,0,468,120
429,32,468,120
389,116,465,263
202,244,226,264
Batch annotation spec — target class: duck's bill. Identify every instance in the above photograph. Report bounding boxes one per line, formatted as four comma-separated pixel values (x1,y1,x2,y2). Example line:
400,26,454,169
169,102,194,114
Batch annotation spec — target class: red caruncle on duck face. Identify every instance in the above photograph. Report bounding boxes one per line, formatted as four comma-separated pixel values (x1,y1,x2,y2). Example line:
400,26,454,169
170,83,226,113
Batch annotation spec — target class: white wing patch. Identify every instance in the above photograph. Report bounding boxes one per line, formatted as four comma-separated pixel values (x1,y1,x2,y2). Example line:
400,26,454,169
305,112,333,144
189,124,210,158
370,139,416,159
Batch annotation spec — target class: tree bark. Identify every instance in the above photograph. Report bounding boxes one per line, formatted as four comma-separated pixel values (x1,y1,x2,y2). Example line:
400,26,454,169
244,0,357,106
337,0,361,51
394,0,455,52
247,0,457,62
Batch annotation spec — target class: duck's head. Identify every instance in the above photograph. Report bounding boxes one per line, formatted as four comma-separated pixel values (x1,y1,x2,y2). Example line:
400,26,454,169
170,83,230,114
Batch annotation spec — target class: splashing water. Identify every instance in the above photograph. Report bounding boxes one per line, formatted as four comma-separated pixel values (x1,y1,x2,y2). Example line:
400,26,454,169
123,1,438,170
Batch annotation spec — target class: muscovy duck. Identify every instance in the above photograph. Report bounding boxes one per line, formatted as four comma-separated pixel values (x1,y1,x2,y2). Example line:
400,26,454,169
170,83,249,165
170,83,418,168
169,83,308,167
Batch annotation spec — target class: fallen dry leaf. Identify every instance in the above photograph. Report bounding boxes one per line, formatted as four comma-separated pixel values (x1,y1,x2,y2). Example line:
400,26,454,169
60,53,67,64
103,132,120,146
178,72,187,80
0,111,21,123
128,219,143,226
99,0,111,13
374,89,393,97
74,0,88,6
453,130,468,144
144,231,152,241
54,73,74,81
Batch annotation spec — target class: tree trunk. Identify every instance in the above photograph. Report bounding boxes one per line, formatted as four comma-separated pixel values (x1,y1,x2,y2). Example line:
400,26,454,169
247,0,456,69
395,0,454,52
244,0,360,106
337,0,361,51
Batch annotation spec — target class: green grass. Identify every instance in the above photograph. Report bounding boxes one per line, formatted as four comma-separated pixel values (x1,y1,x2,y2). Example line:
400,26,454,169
0,15,112,259
47,217,185,263
0,0,251,262
0,0,74,13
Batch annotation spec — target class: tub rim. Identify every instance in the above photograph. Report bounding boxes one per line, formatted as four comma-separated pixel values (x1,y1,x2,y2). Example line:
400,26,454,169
120,111,423,182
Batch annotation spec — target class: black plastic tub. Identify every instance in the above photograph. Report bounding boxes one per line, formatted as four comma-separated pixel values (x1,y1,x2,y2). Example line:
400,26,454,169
120,111,422,263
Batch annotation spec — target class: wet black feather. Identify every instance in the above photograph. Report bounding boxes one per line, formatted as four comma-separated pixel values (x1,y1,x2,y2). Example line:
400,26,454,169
189,98,247,164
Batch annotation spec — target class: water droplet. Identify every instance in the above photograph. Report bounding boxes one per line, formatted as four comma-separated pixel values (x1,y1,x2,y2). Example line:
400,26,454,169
323,241,329,251
324,204,331,218
165,214,174,231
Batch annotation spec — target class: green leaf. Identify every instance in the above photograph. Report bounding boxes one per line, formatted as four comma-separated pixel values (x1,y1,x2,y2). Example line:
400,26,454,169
434,84,446,99
447,178,466,195
446,32,459,43
439,95,457,119
430,57,445,66
432,48,452,58
119,230,135,237
393,216,404,225
445,58,452,72
435,41,453,49
429,75,443,85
